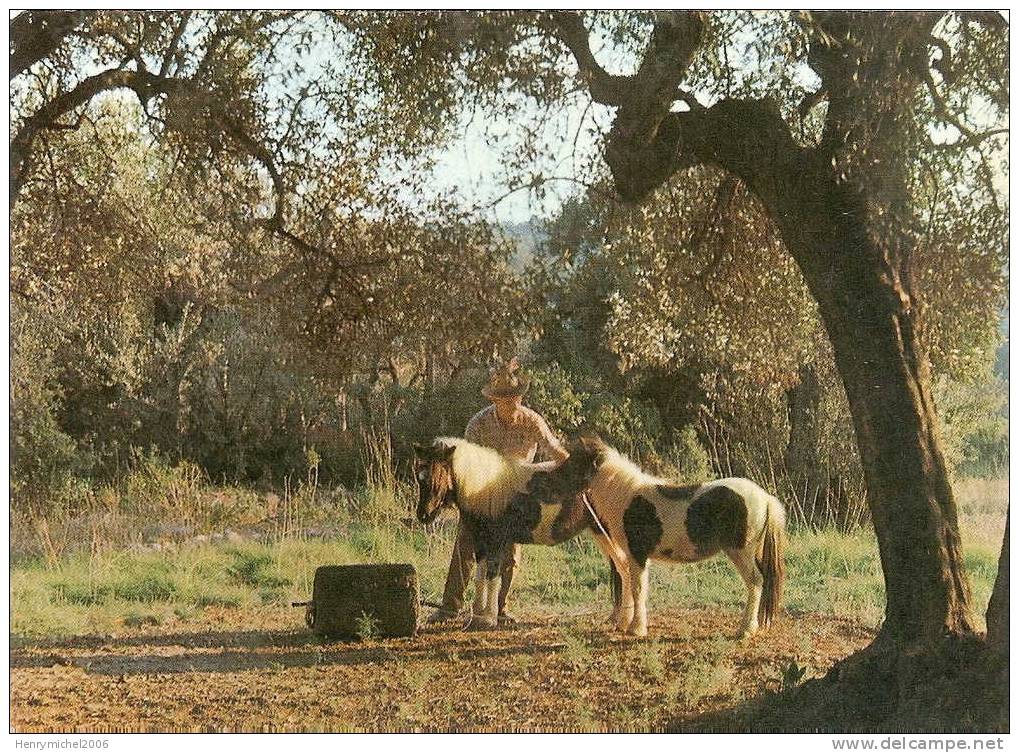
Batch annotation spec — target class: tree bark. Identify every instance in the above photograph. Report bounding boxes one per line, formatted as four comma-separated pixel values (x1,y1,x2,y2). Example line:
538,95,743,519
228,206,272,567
986,510,1009,653
786,364,852,528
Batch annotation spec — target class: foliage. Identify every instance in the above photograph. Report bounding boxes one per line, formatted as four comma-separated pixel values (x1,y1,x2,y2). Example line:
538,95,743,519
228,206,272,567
354,610,381,642
525,363,587,434
10,91,537,505
661,426,712,483
934,374,1009,478
780,659,809,691
10,306,92,510
529,166,1004,526
8,11,1007,536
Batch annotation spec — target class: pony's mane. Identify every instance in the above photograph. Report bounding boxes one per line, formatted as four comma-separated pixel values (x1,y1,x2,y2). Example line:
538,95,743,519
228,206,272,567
434,437,535,518
591,444,669,500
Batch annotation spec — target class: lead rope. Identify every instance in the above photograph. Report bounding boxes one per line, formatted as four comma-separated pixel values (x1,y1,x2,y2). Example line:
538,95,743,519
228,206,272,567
581,491,626,568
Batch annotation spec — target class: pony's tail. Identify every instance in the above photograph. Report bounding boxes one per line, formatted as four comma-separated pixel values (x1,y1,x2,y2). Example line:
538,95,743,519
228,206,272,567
756,496,786,628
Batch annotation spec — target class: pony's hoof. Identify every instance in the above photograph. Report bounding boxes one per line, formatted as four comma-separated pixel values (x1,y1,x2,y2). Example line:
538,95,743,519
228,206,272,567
626,624,649,638
467,616,498,631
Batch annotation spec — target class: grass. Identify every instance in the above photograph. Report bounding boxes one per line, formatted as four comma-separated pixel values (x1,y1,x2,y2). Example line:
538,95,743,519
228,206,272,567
355,611,381,642
10,477,1007,640
636,639,666,681
558,626,594,670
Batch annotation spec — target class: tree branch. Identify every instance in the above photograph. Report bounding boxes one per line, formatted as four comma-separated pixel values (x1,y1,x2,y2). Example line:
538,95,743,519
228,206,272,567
956,11,1008,30
9,63,379,319
550,10,718,205
10,68,170,202
606,97,803,205
929,35,954,84
10,10,94,80
159,12,192,78
928,128,1008,151
923,66,988,146
548,11,634,107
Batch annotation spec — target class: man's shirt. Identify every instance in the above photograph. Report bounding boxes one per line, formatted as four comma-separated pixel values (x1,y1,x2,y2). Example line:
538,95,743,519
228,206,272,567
464,404,565,463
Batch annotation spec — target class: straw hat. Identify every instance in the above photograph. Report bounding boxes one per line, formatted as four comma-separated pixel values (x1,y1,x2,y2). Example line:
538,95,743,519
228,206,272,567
481,357,531,400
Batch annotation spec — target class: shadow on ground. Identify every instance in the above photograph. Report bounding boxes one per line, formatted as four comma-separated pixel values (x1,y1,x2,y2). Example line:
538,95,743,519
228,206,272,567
10,621,601,676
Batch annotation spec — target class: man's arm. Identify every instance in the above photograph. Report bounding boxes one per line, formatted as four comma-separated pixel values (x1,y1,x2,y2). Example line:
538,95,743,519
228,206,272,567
534,414,569,468
464,413,483,444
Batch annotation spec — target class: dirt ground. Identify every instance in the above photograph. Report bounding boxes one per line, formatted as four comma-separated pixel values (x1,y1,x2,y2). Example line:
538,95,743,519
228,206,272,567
11,606,874,732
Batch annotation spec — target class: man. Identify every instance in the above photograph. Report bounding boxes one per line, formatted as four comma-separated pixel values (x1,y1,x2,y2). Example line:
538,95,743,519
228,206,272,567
427,358,570,624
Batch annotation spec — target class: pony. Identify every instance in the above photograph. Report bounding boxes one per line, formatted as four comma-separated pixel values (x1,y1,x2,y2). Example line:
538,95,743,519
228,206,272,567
413,437,595,629
574,436,786,638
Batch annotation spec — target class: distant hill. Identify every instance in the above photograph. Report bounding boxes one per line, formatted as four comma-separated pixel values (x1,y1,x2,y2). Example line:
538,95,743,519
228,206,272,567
499,220,548,272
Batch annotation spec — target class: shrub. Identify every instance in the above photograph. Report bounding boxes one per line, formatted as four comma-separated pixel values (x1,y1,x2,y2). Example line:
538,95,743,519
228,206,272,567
934,373,1008,478
10,308,93,516
526,363,587,434
585,393,662,460
658,425,712,482
226,549,291,589
113,573,178,603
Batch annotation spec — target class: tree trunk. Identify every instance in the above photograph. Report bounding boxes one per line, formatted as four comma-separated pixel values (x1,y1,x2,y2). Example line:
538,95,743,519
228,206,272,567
986,510,1009,653
776,176,976,645
685,174,1001,731
785,363,852,528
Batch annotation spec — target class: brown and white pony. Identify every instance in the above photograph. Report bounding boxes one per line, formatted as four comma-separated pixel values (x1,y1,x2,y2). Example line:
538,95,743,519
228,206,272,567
575,437,786,638
413,437,594,629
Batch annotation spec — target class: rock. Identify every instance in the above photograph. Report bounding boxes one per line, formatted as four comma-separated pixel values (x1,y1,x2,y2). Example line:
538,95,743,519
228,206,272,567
224,530,245,544
141,523,195,544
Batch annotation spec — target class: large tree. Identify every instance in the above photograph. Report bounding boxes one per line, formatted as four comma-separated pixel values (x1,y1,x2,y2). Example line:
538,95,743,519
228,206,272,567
334,8,1008,724
10,10,531,383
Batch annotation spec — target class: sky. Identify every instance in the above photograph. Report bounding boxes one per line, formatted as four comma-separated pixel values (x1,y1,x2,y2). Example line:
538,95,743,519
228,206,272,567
13,11,1008,226
427,100,613,227
254,13,613,227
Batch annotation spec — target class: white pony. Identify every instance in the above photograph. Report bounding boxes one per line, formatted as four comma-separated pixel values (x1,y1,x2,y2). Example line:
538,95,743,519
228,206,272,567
575,436,786,638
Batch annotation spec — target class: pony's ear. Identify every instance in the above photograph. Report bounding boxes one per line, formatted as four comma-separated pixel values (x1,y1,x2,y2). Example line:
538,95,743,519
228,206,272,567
441,443,456,461
576,433,608,469
412,443,430,458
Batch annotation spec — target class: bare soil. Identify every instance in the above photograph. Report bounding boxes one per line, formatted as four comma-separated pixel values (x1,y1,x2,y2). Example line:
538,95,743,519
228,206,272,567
10,606,874,732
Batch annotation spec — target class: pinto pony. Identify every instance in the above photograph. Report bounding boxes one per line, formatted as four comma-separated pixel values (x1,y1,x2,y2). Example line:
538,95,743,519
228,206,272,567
413,438,594,629
576,436,786,638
